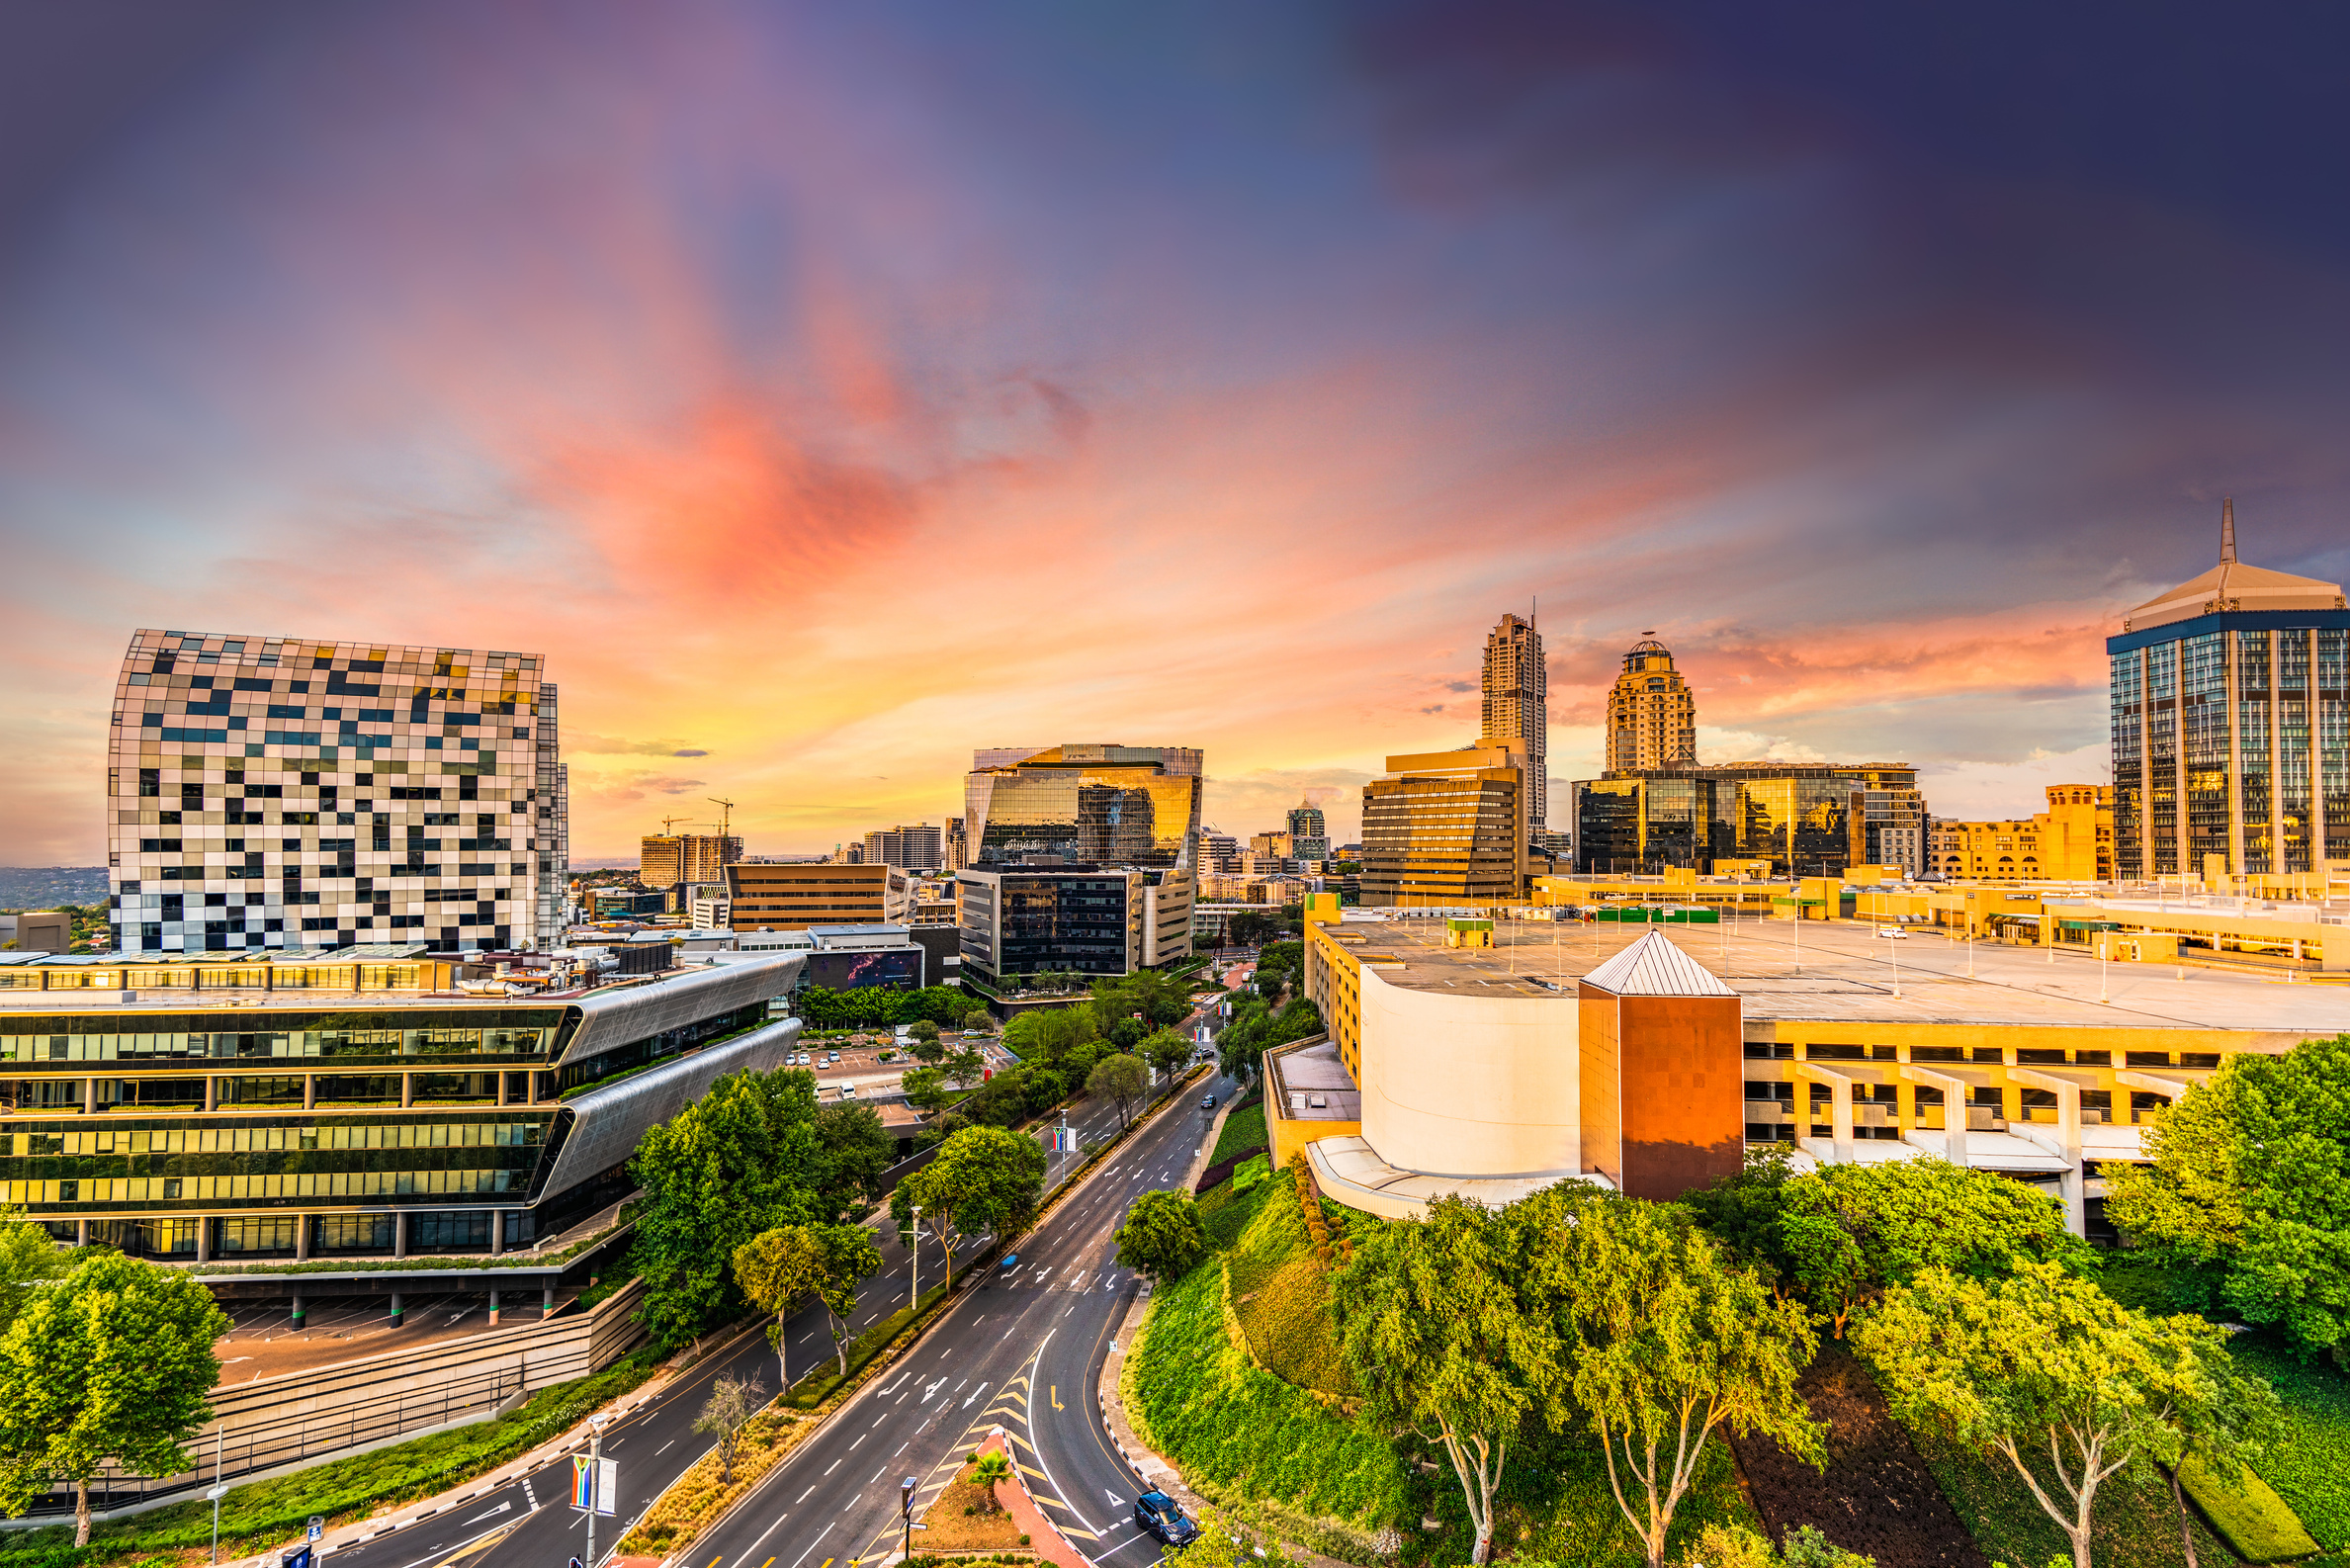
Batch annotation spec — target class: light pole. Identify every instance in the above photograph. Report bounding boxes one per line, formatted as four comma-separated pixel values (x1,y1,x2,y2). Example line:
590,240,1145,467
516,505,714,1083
585,1413,611,1568
901,1473,918,1560
909,1204,921,1308
208,1484,228,1567
1889,932,1901,999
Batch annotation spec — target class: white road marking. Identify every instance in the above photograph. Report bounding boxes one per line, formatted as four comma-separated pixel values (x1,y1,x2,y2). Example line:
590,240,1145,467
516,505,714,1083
459,1502,512,1525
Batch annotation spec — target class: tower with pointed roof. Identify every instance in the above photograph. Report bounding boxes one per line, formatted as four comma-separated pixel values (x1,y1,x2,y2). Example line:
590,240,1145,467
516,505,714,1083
2109,500,2349,881
1606,637,1697,772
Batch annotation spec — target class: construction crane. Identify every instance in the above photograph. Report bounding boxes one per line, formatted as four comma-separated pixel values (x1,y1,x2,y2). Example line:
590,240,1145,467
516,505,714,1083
708,798,737,843
658,816,700,836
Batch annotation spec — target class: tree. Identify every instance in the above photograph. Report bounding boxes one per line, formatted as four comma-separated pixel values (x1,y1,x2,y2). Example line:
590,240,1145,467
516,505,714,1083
1773,1157,2092,1337
1114,1189,1209,1285
632,1067,825,1351
1088,1052,1150,1131
1679,1145,1803,1291
816,1102,895,1217
692,1373,766,1485
2146,1336,2282,1568
1535,1194,1823,1568
2103,1032,2350,1363
1003,1005,1097,1067
0,1253,229,1544
961,1005,995,1032
1227,910,1279,948
968,1447,1013,1511
908,1018,941,1048
1142,1027,1193,1092
1853,1260,2262,1568
1681,1523,1875,1568
0,1207,67,1341
813,1223,885,1376
902,1065,956,1115
1332,1195,1562,1565
734,1226,828,1391
890,1125,1048,1263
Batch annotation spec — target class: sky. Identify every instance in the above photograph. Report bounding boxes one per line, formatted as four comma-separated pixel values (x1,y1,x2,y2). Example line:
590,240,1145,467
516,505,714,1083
5,1,2350,862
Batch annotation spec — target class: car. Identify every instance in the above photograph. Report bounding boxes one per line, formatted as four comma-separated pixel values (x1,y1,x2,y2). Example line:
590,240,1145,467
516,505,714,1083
827,1050,840,1062
1201,1093,1216,1109
1133,1492,1198,1546
999,1253,1019,1271
838,1083,857,1097
1873,927,1909,940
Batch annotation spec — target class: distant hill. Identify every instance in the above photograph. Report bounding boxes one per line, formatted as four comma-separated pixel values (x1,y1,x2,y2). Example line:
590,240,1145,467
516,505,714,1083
0,867,109,911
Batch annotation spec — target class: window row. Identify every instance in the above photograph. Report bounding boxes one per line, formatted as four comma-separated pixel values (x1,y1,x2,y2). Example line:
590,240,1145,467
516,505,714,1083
4,1168,523,1205
3,1116,548,1155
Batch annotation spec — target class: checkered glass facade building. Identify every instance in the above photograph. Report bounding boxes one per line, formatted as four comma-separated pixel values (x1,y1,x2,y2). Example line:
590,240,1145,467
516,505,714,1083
109,631,567,954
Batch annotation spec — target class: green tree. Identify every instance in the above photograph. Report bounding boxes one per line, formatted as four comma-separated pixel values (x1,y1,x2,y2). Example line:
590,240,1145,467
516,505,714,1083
1537,1194,1823,1568
0,1206,68,1340
960,1005,995,1032
1679,1145,1804,1291
813,1223,885,1376
1088,1052,1150,1131
968,1447,1013,1512
1003,1004,1098,1067
902,1065,956,1115
2103,1032,2350,1363
1774,1157,2092,1337
0,1253,229,1544
816,1101,896,1217
632,1067,824,1351
1853,1260,2259,1568
891,1125,1048,1263
1142,1027,1193,1092
734,1225,828,1390
1679,1522,1874,1568
1113,1189,1209,1284
1332,1194,1562,1565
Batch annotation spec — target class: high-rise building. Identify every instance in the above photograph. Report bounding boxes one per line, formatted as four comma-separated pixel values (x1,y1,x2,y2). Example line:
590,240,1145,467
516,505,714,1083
1358,744,1529,906
956,864,1192,983
1929,785,2113,883
1482,613,1547,830
962,743,1203,868
724,861,908,930
943,817,968,873
1606,639,1697,772
1196,829,1242,874
2110,502,2350,880
1287,799,1331,861
861,824,944,872
640,833,741,889
108,631,566,955
1573,762,1922,878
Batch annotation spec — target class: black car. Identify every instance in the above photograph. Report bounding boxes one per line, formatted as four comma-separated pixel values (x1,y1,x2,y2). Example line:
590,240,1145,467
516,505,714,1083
1134,1491,1198,1546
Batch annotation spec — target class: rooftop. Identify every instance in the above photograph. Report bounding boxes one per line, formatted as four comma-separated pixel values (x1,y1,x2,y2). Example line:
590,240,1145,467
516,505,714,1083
1320,914,2350,1036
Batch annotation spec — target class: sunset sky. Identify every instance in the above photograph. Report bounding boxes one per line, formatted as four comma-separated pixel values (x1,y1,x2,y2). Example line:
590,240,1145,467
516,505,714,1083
5,3,2349,862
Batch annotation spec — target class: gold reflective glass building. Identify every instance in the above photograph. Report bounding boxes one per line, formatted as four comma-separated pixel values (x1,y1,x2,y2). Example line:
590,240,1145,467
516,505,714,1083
1574,762,1922,878
1358,745,1528,906
961,743,1203,867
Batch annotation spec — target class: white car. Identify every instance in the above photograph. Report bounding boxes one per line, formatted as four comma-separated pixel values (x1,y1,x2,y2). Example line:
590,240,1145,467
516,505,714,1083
838,1083,857,1097
1873,927,1909,940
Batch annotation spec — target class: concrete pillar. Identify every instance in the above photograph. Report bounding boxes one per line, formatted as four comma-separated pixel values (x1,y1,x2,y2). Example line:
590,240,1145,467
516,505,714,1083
204,1076,217,1112
295,1214,311,1260
400,1072,413,1108
489,1209,505,1255
496,1072,509,1107
388,1290,403,1328
196,1218,212,1263
543,1281,556,1318
304,1074,316,1109
75,1218,88,1246
487,1288,500,1327
2011,1068,2085,1237
1795,1062,1859,1166
393,1211,409,1258
290,1290,305,1330
1901,1065,1970,1168
82,1077,96,1114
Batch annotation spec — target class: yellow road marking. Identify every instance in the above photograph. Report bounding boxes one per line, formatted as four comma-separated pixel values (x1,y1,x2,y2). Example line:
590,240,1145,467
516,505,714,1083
1058,1524,1101,1541
708,1558,722,1568
995,1389,1028,1406
424,1524,517,1568
1017,1463,1049,1482
1050,1384,1063,1411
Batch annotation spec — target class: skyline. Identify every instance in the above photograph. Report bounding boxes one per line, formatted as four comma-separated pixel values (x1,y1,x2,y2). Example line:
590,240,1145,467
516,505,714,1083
8,4,2350,862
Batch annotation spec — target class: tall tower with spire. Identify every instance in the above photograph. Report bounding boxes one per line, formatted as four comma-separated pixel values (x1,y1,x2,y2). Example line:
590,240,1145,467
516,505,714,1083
1481,611,1547,831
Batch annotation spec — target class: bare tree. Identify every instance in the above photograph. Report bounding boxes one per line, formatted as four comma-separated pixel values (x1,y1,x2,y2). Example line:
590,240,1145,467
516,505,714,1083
692,1372,767,1485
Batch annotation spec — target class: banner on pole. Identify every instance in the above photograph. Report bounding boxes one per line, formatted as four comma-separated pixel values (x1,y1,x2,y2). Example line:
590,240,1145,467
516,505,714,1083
596,1458,618,1517
570,1455,594,1512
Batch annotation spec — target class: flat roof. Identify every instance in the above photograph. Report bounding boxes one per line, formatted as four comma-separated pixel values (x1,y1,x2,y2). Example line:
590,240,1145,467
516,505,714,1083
1318,914,2350,1035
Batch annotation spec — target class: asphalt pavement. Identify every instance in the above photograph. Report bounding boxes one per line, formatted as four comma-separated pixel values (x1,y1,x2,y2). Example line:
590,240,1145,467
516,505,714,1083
313,1034,1235,1568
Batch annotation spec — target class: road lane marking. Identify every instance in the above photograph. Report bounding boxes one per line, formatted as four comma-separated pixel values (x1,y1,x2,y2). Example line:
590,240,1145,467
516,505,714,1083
797,1487,817,1504
784,1537,832,1568
458,1502,511,1525
961,1381,990,1407
824,1459,841,1474
656,1439,675,1454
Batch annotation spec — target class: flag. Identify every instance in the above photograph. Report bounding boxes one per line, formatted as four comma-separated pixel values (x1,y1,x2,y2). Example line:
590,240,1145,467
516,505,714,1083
570,1455,594,1512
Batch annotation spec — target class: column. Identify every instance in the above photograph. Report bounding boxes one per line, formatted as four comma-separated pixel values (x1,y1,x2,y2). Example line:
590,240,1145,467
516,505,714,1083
82,1077,96,1114
2010,1068,2084,1237
75,1219,88,1246
400,1071,413,1108
496,1072,509,1107
487,1288,500,1327
290,1290,305,1330
542,1280,556,1318
295,1214,311,1260
204,1076,217,1113
1795,1062,1856,1166
304,1074,316,1109
1901,1065,1970,1168
196,1218,212,1264
388,1290,403,1328
393,1211,409,1258
489,1209,505,1256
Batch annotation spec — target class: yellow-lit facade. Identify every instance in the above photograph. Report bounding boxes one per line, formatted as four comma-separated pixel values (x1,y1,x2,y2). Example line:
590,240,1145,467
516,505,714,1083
1929,785,2112,883
1358,745,1528,906
1606,640,1697,771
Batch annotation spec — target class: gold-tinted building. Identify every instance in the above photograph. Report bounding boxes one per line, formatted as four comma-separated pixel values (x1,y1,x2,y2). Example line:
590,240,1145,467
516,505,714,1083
1929,785,2112,883
1358,745,1529,906
640,833,741,889
961,743,1203,868
1482,613,1546,830
723,862,907,930
1607,639,1697,771
1575,762,1922,878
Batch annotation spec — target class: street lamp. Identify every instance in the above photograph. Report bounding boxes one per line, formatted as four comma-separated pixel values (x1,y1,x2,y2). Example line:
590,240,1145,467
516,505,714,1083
208,1485,228,1567
585,1413,612,1568
910,1204,921,1308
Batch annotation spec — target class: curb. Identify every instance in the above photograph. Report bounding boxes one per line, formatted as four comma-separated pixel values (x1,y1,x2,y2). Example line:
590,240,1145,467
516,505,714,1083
978,1426,1088,1568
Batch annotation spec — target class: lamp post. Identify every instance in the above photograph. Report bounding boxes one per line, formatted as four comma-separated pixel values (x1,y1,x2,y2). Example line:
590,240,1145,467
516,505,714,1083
585,1413,611,1568
910,1204,921,1308
901,1474,919,1560
1889,931,1901,999
208,1485,228,1567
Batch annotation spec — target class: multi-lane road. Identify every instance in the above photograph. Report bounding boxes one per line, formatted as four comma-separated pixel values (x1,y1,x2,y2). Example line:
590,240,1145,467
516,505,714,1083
314,1021,1237,1568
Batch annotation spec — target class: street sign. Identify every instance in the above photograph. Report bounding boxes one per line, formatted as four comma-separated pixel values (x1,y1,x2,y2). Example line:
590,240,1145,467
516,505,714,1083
306,1518,323,1543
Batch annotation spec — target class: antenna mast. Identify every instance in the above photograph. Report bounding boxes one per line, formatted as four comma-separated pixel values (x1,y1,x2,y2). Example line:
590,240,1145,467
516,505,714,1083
2220,496,2237,565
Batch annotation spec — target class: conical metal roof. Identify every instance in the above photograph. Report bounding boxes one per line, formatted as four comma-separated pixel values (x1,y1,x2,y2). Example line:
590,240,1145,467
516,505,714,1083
1580,930,1736,997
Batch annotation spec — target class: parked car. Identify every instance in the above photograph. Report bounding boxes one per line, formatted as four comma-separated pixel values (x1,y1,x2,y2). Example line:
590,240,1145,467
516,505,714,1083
1873,927,1909,940
838,1083,857,1097
1133,1492,1198,1546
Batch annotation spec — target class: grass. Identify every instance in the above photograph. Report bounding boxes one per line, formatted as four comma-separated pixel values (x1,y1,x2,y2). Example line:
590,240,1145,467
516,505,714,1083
0,1352,663,1568
617,1405,805,1555
1224,1171,1350,1398
913,1462,1028,1550
1901,1424,2233,1568
2230,1336,2350,1559
1209,1097,1266,1165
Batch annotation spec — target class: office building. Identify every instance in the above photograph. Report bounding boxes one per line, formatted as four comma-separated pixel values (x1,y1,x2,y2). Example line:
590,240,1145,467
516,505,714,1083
109,631,566,957
1929,786,2113,883
1607,639,1697,772
724,861,908,931
1358,744,1530,907
1287,800,1331,862
956,865,1192,985
1196,830,1243,875
961,743,1203,868
0,949,804,1257
943,818,968,873
2110,501,2350,880
1482,613,1547,830
862,824,944,873
639,833,740,890
0,914,71,953
1574,763,1924,879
